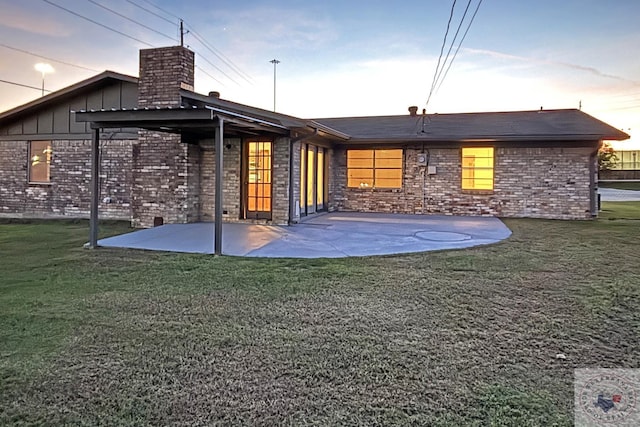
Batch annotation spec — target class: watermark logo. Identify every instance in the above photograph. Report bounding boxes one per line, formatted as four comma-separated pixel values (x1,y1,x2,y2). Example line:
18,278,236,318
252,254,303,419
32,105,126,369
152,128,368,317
575,369,638,426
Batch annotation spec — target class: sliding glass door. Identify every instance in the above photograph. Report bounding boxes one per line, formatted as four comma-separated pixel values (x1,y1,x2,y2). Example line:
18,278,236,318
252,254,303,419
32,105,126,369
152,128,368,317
300,144,326,216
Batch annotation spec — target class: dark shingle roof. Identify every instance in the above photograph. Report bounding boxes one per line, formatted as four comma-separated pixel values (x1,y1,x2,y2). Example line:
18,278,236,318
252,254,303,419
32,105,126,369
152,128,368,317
313,109,629,142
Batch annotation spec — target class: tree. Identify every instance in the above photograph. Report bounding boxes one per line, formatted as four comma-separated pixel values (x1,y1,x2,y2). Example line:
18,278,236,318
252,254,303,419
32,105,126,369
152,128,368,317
598,142,618,171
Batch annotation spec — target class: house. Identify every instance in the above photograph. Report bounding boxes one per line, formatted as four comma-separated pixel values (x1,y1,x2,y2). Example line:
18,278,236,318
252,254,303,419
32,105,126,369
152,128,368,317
599,149,640,180
0,45,630,240
0,71,138,220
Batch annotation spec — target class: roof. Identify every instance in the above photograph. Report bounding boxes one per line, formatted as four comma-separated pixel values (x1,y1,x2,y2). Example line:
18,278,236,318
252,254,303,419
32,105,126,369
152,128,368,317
74,106,292,137
75,91,351,140
3,68,628,144
180,90,350,141
314,109,630,143
0,71,137,123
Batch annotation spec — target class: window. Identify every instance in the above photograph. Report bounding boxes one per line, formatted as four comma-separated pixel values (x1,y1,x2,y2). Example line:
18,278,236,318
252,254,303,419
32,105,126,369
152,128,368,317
29,141,52,183
462,147,494,190
347,149,402,188
611,150,640,170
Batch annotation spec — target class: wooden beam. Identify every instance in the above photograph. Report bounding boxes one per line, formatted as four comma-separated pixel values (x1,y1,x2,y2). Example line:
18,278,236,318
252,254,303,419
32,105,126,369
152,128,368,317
214,117,224,255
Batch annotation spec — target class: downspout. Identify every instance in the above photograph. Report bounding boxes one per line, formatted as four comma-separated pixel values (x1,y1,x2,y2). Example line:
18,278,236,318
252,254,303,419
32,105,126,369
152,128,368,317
589,145,599,217
289,128,318,225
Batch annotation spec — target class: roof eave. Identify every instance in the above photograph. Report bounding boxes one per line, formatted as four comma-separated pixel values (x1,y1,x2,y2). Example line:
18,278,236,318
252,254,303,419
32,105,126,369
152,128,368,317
180,89,351,141
73,106,290,136
339,134,626,145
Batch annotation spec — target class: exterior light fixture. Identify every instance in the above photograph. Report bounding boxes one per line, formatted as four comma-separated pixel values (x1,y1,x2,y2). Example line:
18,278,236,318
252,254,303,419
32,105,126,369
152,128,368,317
34,63,54,96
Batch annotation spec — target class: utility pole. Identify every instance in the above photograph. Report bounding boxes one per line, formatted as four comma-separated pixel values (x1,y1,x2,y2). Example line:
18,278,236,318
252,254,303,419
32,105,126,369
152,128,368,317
269,59,280,112
180,19,184,47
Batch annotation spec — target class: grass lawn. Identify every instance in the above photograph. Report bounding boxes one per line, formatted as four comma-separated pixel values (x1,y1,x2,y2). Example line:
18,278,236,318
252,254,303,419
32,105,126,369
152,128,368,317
598,181,640,190
599,201,640,220
1,213,639,426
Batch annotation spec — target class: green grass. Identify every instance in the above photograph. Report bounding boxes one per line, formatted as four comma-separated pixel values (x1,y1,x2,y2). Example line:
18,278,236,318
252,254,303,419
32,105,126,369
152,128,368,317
598,181,640,190
1,212,639,426
599,201,640,219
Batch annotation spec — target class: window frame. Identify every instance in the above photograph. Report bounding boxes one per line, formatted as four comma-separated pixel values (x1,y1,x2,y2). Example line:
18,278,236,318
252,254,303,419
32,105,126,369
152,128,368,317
347,148,403,189
28,140,52,184
461,147,494,191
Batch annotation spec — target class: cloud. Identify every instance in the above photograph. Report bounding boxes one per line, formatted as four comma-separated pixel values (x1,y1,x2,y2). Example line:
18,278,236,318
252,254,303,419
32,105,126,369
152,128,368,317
0,3,72,37
462,47,639,85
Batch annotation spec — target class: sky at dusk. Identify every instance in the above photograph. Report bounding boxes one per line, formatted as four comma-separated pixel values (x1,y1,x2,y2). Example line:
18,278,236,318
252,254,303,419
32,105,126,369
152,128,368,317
0,0,638,148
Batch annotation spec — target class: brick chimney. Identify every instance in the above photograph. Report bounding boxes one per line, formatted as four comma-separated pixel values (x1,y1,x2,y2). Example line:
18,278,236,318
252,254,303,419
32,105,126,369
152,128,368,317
132,46,199,229
138,46,195,107
408,106,418,116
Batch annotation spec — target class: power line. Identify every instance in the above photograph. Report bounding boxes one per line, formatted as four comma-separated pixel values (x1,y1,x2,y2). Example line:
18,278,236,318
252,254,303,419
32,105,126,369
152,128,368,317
42,0,250,90
425,0,457,110
123,0,175,25
436,0,483,93
0,78,52,92
86,0,177,42
606,104,640,111
433,0,473,91
195,65,224,86
125,0,253,85
187,27,253,84
129,0,253,83
138,0,182,21
0,43,101,72
42,0,154,47
194,52,239,85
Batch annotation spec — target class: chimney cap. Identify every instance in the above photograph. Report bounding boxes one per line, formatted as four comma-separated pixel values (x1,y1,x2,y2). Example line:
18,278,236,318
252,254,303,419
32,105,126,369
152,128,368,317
408,105,418,116
209,91,220,98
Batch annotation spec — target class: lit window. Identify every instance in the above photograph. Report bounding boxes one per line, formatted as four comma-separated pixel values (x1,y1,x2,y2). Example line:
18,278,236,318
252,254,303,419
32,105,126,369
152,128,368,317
29,141,52,183
462,147,494,190
347,149,402,188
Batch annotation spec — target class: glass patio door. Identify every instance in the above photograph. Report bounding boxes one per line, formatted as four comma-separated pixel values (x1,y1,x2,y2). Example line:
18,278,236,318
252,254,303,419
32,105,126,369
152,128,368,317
245,141,272,220
299,144,326,216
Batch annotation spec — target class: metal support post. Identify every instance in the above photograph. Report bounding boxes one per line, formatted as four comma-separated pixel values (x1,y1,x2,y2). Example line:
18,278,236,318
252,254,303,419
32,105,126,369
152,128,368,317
214,118,224,255
89,128,100,248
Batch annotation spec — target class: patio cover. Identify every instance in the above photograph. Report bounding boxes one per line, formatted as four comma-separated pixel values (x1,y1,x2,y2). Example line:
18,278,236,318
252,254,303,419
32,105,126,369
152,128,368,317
74,105,291,255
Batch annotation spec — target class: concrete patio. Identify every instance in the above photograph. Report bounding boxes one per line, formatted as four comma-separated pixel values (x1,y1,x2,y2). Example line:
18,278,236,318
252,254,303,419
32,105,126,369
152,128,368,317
97,212,512,258
598,187,640,201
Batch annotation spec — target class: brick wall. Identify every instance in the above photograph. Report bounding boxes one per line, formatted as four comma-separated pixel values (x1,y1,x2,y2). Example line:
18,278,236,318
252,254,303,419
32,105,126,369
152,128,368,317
200,144,214,222
290,140,302,221
271,137,290,224
200,137,290,225
0,139,133,220
185,142,201,222
326,147,337,213
200,138,242,222
132,46,198,228
138,46,194,108
332,145,596,220
131,132,196,227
